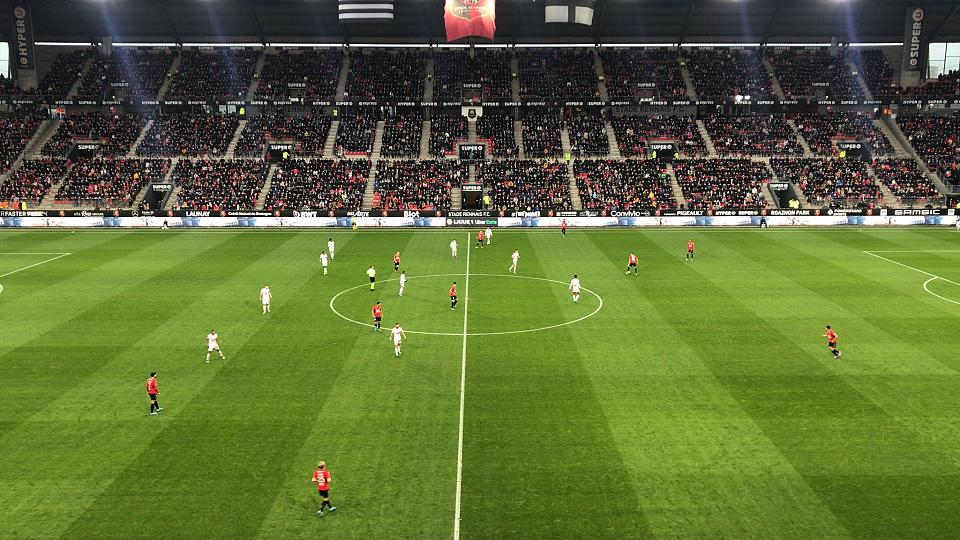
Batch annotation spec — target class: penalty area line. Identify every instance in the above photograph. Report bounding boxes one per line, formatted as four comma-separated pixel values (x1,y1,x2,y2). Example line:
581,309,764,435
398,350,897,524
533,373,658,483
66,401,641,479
862,250,960,305
0,252,72,279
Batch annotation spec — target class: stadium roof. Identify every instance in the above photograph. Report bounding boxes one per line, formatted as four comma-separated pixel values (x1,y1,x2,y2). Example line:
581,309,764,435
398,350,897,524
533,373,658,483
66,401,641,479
8,0,960,46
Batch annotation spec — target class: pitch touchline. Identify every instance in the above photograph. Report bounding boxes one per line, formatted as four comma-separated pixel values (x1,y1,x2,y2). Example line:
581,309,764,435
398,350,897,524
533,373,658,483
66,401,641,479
862,250,960,305
453,233,469,540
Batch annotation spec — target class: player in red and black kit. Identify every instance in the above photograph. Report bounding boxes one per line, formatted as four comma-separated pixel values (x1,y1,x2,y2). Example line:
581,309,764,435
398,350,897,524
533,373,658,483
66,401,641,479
146,372,163,415
372,301,383,332
310,460,336,517
393,251,400,272
476,230,485,249
685,239,695,260
626,252,639,275
823,325,842,358
561,219,568,237
450,281,458,310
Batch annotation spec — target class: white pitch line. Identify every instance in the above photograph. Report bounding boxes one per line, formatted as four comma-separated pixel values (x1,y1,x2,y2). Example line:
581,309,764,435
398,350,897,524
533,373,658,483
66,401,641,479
923,277,960,305
453,233,469,540
865,250,960,253
863,250,960,304
0,252,72,279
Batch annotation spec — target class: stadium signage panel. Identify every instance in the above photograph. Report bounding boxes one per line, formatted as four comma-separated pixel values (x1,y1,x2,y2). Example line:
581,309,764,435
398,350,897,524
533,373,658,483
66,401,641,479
769,182,790,191
287,82,307,88
649,142,675,150
904,7,926,72
462,83,483,89
461,184,483,192
12,4,35,70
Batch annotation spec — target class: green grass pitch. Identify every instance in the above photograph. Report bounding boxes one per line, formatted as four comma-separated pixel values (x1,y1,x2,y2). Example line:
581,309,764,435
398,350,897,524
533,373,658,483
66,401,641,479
2,228,960,538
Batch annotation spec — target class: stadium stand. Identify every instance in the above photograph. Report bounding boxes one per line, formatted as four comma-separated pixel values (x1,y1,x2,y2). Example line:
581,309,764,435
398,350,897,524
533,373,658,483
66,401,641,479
904,71,960,100
0,158,68,204
56,158,170,207
518,49,598,99
574,159,676,211
372,159,466,211
871,158,942,202
77,49,175,100
432,49,512,100
255,49,342,100
138,114,240,157
567,112,610,157
703,114,803,156
766,48,862,98
37,49,92,97
674,159,769,209
851,49,902,99
477,160,572,211
771,157,879,207
0,113,45,173
173,158,269,211
521,111,563,158
334,108,377,156
791,111,893,156
166,49,259,99
896,114,960,185
265,159,370,211
685,48,773,99
429,113,468,157
234,114,332,158
599,48,686,99
346,49,426,100
477,112,517,157
44,112,149,157
379,110,424,158
610,115,706,157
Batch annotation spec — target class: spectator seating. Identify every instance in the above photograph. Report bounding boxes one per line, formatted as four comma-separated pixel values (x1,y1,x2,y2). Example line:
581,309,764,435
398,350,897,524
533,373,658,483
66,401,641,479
380,110,423,158
477,113,517,157
851,49,902,100
519,49,598,99
791,111,893,156
904,71,960,100
235,114,332,158
477,160,572,211
256,49,342,100
44,112,148,157
372,160,466,211
173,158,268,211
896,114,960,185
334,109,377,155
77,48,175,100
567,113,609,156
674,159,769,209
872,158,941,202
57,158,170,207
703,114,802,156
433,49,512,100
265,159,370,211
522,111,563,158
0,113,44,173
574,159,676,211
0,158,68,204
167,49,259,99
686,48,773,99
346,50,426,100
771,158,879,207
611,115,706,157
138,114,240,157
600,48,686,98
767,48,862,99
37,49,92,97
429,113,468,157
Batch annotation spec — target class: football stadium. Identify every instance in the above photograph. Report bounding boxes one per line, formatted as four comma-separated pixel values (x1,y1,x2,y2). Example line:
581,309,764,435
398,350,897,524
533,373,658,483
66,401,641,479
3,0,960,537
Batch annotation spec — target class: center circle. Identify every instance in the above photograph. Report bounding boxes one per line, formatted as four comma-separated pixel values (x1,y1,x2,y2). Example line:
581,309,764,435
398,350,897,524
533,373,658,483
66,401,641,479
329,273,603,336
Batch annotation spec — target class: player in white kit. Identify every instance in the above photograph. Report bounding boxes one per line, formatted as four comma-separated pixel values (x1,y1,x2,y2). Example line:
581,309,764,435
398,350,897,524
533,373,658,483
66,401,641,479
485,227,493,245
320,250,329,275
450,239,458,259
568,274,582,304
259,285,272,314
509,250,520,274
399,270,407,296
390,323,407,357
205,329,225,363
327,238,335,260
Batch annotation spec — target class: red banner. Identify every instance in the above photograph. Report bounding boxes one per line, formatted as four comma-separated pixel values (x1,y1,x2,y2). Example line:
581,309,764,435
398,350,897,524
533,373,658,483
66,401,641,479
444,0,496,42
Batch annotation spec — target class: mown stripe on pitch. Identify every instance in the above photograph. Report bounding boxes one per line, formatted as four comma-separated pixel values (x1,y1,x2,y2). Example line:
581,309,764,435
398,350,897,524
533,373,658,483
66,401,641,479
458,231,650,537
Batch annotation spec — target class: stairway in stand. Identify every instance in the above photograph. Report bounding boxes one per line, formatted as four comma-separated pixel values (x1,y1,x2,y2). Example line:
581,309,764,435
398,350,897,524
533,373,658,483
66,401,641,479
323,120,339,158
246,49,268,100
514,120,525,159
451,187,462,211
696,120,717,156
361,161,379,211
419,120,431,159
787,120,814,157
128,119,154,158
225,119,247,158
255,164,278,209
36,161,75,210
666,164,686,207
605,121,621,158
866,161,901,207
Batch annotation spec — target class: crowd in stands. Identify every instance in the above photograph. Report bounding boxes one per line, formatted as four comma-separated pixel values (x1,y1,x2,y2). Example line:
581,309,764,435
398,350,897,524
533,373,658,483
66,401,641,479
897,114,960,183
346,50,425,100
771,158,878,207
872,158,941,202
767,48,862,99
0,158,68,204
57,158,170,207
379,110,423,158
567,113,609,156
518,50,598,98
373,160,465,211
478,160,572,211
685,49,773,99
674,159,769,209
904,71,960,100
37,49,92,97
851,49,901,100
611,115,706,157
265,159,370,211
791,111,893,156
235,114,332,158
256,49,341,100
0,113,44,173
704,114,802,156
477,113,517,157
600,48,686,98
138,114,240,157
429,113,468,157
521,111,563,157
78,49,175,100
173,158,268,211
574,159,675,212
334,109,377,155
432,50,512,100
44,112,148,157
167,49,259,99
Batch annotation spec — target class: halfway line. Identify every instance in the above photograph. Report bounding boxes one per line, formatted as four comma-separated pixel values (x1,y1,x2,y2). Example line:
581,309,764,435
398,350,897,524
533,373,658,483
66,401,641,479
453,232,470,539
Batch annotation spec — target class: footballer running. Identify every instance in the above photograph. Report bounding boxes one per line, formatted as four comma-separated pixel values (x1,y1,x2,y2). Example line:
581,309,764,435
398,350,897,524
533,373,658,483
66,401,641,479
399,270,407,297
509,249,520,274
310,461,336,517
626,252,638,275
393,251,401,272
823,325,842,358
